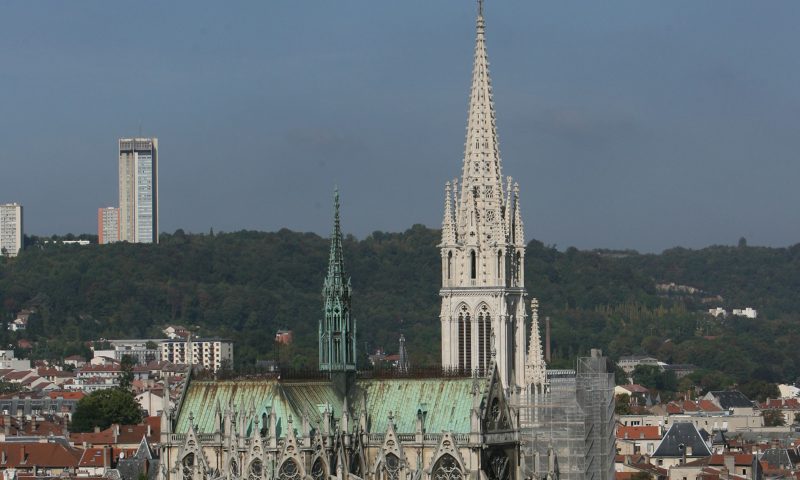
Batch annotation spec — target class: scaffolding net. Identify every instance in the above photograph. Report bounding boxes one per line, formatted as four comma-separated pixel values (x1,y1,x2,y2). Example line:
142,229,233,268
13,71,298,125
514,350,615,480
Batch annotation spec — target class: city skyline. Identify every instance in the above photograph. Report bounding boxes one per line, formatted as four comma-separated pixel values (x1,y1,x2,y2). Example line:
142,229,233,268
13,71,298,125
1,1,799,252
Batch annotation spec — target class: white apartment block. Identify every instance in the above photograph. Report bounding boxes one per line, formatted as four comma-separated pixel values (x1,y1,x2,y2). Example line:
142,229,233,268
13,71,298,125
98,207,120,244
0,203,23,257
119,138,158,244
732,307,758,319
160,338,233,372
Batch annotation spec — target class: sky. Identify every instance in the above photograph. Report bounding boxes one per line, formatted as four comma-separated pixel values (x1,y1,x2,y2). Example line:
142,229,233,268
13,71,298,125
1,1,799,253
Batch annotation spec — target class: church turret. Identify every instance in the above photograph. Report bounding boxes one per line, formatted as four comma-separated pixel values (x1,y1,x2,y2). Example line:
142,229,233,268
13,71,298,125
319,189,356,373
440,0,529,389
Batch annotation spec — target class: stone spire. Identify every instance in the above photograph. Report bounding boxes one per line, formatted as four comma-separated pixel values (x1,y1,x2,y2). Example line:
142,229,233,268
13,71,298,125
319,189,356,372
457,0,504,240
525,298,547,390
439,0,529,389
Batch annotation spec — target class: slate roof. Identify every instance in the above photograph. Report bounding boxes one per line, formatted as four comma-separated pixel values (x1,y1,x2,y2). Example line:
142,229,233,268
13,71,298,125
760,448,800,470
708,390,754,409
653,422,712,458
177,377,477,435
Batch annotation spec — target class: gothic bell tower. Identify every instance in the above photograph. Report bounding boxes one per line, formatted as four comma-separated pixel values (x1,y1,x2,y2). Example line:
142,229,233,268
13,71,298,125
319,189,356,375
440,1,527,389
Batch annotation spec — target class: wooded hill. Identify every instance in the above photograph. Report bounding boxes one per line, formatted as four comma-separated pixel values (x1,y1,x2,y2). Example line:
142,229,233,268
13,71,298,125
2,227,799,392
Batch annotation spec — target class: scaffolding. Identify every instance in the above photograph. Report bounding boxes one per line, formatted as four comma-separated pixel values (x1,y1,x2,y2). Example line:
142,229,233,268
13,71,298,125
515,350,615,480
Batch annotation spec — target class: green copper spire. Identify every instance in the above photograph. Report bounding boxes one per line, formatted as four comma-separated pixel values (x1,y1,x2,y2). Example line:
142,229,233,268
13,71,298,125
319,188,356,372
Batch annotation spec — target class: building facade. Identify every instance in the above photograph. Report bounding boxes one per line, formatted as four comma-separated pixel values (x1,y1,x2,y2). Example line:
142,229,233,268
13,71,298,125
119,137,159,243
439,1,527,390
0,202,23,257
98,206,121,244
160,338,233,372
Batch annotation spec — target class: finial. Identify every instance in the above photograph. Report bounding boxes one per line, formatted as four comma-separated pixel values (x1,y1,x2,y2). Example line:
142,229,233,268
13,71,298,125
478,0,484,17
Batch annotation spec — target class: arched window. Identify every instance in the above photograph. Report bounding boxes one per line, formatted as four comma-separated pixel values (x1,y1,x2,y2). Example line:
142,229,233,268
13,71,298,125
382,453,401,480
470,251,477,280
515,251,522,284
310,458,326,480
229,458,239,478
350,452,362,477
458,307,472,372
496,250,502,279
447,251,453,280
249,459,263,480
478,305,491,373
182,454,195,480
278,459,301,480
432,454,463,480
486,450,510,480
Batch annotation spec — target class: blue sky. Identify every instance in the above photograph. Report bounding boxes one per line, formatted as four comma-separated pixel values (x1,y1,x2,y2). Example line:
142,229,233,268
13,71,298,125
1,1,798,252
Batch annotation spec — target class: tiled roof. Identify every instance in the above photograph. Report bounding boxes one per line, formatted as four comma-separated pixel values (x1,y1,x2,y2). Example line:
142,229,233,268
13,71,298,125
78,447,111,467
616,425,661,440
761,398,800,410
49,390,85,400
0,441,82,468
709,454,756,466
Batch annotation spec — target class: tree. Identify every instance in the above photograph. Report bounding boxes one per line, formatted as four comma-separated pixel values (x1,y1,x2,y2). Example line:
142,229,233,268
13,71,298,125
739,380,779,403
763,409,786,427
615,394,632,415
119,355,135,391
71,388,143,432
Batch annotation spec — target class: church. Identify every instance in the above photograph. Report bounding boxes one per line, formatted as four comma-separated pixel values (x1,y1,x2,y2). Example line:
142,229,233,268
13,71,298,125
159,4,606,480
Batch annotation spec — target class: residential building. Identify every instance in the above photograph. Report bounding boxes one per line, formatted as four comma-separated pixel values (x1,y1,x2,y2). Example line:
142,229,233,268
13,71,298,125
97,207,120,244
651,422,712,468
274,329,293,345
732,307,758,319
160,338,233,372
0,202,23,257
618,355,661,376
616,425,662,456
118,137,158,243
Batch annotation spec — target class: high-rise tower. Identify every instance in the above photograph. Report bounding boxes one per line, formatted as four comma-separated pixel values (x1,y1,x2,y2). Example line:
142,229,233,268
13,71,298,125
319,189,356,374
119,137,159,243
440,2,527,389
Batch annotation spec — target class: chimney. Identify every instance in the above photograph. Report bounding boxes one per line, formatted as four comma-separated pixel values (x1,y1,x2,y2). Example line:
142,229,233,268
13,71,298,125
94,426,101,433
3,414,9,435
103,446,110,470
545,317,551,362
147,423,152,437
724,455,735,474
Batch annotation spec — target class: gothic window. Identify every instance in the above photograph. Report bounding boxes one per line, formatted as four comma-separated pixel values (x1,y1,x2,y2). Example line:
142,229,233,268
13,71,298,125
182,454,195,480
470,251,477,280
229,458,239,478
458,308,472,372
278,459,300,480
496,250,502,279
478,307,491,373
350,452,362,477
249,460,263,480
432,454,463,480
486,450,510,480
310,458,325,480
515,251,522,284
382,453,401,480
447,251,453,280
484,185,493,199
486,210,495,222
